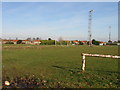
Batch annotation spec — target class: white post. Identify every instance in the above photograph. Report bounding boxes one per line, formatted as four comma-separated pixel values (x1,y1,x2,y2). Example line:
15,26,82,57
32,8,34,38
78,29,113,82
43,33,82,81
70,41,72,45
82,54,86,71
55,40,56,46
67,41,68,46
81,53,120,71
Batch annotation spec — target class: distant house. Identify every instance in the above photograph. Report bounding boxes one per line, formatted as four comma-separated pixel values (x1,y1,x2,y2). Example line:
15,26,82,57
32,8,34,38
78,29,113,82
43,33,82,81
2,40,18,44
72,40,79,45
2,40,9,44
12,40,18,44
2,39,41,45
32,40,41,45
99,42,106,46
22,40,31,44
81,41,88,45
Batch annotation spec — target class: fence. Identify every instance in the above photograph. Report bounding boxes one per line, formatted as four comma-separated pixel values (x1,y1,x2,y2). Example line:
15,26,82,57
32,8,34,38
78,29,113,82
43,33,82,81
81,53,120,71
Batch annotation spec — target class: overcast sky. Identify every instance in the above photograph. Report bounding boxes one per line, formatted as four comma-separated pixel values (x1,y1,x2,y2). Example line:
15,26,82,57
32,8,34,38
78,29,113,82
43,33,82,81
2,2,118,41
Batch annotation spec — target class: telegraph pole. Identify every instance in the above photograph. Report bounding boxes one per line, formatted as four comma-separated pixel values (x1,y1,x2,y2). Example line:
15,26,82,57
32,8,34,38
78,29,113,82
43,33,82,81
109,26,111,42
88,10,93,46
55,40,56,46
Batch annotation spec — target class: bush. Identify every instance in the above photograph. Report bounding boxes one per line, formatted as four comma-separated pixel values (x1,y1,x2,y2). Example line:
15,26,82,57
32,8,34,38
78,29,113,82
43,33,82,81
92,39,100,45
60,41,67,45
106,43,117,45
5,41,14,44
79,41,83,45
41,40,55,45
17,40,22,44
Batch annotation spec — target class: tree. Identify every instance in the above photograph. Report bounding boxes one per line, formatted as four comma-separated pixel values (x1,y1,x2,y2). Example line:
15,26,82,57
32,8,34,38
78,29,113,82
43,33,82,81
113,41,117,43
58,37,63,42
79,41,83,45
58,37,63,45
92,39,100,45
33,38,35,41
92,39,95,44
36,37,40,40
17,40,22,44
41,40,55,45
26,37,31,41
39,37,42,40
118,40,120,43
48,38,52,40
108,40,112,43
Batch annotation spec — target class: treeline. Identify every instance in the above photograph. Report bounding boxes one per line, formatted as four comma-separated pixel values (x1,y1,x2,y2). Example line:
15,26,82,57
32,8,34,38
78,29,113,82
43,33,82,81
40,40,70,45
40,40,55,45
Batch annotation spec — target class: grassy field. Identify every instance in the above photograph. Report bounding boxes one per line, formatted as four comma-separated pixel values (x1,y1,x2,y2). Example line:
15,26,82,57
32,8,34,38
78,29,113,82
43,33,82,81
2,45,119,88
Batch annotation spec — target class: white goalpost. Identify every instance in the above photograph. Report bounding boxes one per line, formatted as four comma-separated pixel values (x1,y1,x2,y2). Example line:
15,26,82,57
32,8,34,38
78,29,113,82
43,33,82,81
81,53,120,71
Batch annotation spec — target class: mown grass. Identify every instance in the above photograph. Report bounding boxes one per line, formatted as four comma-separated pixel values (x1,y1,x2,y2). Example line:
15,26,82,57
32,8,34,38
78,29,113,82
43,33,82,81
2,45,119,88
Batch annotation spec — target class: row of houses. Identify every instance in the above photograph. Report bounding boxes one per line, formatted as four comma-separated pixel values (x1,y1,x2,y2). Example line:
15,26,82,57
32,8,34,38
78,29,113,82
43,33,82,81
72,40,107,45
2,40,41,45
1,39,107,45
72,40,88,45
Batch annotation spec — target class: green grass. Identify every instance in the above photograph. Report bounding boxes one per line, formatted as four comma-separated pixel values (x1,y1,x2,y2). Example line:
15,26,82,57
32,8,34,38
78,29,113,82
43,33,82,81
2,45,119,88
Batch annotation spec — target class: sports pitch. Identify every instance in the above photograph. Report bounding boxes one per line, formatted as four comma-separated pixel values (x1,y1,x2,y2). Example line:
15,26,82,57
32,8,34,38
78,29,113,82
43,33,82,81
2,45,119,88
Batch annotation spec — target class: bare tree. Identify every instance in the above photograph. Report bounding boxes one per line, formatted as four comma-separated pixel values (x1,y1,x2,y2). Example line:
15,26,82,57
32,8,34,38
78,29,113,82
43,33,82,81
58,37,63,42
39,37,42,40
26,37,31,41
33,38,35,41
58,37,63,45
36,37,40,40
